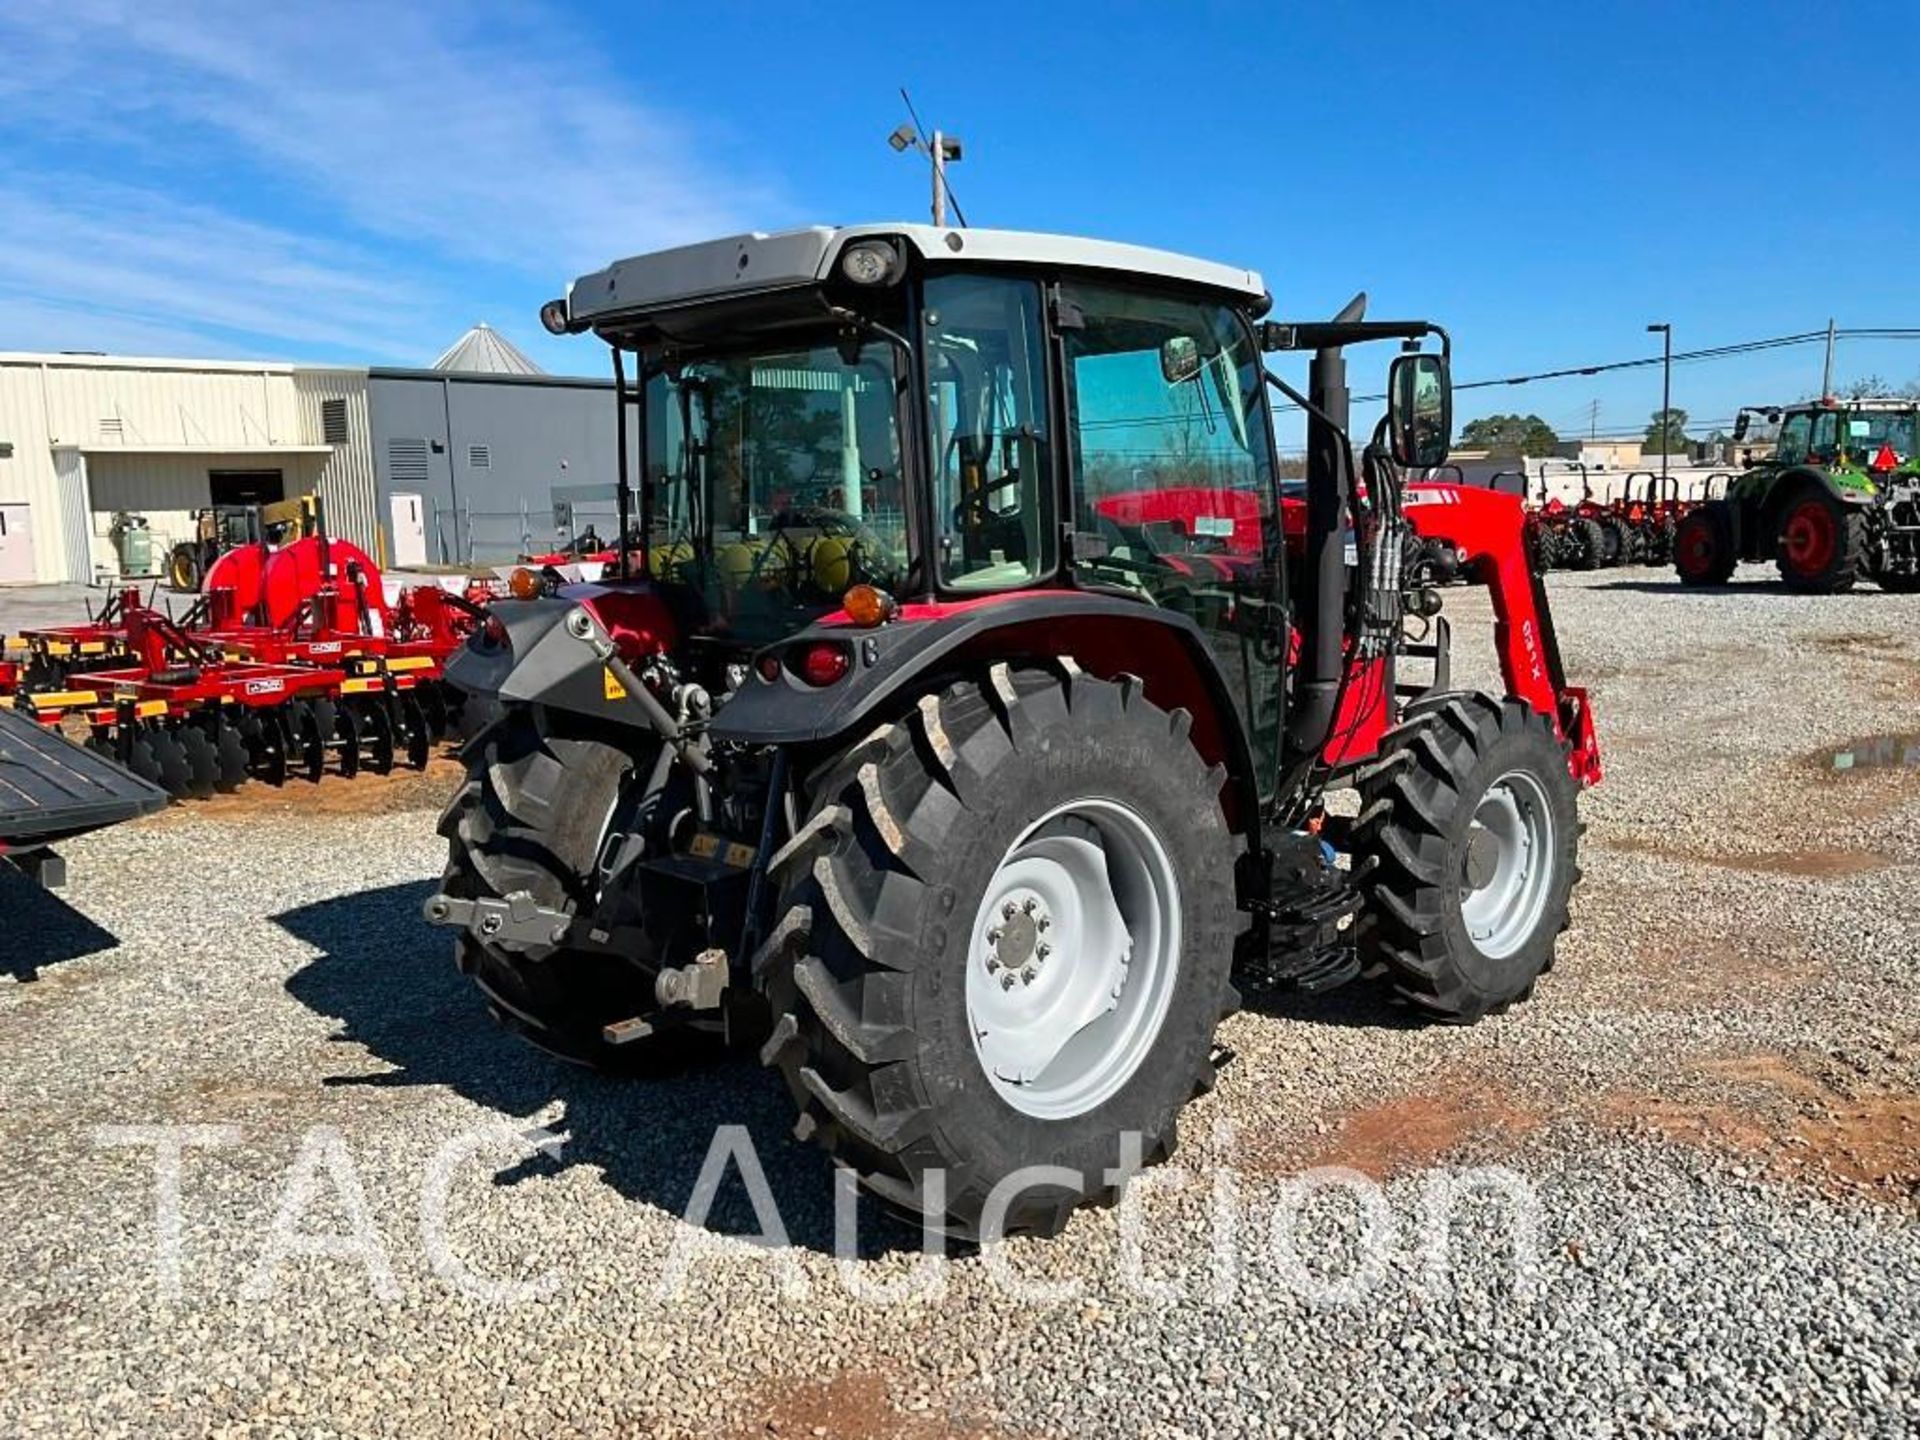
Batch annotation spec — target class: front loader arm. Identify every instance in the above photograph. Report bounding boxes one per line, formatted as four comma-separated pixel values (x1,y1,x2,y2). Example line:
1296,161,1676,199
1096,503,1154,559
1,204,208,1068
1404,483,1602,785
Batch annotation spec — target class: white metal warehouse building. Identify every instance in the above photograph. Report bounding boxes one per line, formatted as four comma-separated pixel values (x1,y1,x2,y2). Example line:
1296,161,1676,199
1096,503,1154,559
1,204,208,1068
0,336,621,586
0,354,377,585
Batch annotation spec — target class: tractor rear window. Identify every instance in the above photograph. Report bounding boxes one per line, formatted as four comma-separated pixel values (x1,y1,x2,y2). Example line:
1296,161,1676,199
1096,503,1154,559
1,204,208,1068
643,340,909,644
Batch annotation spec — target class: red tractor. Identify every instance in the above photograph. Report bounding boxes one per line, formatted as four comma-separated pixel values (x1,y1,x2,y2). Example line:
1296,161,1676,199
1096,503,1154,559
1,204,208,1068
425,226,1601,1238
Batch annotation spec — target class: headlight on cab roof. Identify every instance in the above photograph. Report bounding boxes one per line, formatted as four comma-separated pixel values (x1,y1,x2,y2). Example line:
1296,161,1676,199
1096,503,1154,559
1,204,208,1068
839,239,904,287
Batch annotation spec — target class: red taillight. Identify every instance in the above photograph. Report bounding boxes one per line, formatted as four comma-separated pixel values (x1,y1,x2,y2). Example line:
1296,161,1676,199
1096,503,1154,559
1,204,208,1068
755,653,783,684
795,642,851,687
482,615,508,650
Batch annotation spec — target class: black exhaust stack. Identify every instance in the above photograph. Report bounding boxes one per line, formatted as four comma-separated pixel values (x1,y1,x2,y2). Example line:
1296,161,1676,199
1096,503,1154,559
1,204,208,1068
1285,291,1367,763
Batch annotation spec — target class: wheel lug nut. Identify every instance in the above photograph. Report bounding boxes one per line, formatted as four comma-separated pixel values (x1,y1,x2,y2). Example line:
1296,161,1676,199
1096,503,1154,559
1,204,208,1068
1021,965,1038,984
1022,897,1037,914
987,927,1003,944
1036,916,1050,931
1002,901,1018,920
1001,973,1016,990
1036,943,1051,960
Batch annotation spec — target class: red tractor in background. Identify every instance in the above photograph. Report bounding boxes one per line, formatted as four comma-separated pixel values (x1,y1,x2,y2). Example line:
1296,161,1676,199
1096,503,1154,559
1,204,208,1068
425,225,1600,1239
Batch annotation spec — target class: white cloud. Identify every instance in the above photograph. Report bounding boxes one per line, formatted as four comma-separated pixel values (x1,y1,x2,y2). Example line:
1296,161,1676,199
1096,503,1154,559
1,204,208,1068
0,1,771,357
0,181,440,360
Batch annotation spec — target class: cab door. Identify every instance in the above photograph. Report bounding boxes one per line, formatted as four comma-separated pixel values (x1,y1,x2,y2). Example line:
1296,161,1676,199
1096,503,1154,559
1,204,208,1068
1057,282,1285,793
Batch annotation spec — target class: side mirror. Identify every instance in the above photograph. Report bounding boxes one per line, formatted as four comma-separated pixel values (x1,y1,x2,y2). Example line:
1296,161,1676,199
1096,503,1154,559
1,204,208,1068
1387,352,1451,469
1160,335,1203,385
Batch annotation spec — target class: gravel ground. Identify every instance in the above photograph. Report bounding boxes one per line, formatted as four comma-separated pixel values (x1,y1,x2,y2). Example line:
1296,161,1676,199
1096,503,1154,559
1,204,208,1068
3,563,1918,1438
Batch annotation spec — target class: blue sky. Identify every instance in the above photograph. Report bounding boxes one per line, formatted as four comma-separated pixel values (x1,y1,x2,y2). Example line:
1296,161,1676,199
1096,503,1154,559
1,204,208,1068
4,0,1918,448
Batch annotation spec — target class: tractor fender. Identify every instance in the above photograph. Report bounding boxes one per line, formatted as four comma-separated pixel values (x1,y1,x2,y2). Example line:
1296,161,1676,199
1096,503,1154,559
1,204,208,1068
1761,466,1873,527
711,593,1263,832
443,595,644,727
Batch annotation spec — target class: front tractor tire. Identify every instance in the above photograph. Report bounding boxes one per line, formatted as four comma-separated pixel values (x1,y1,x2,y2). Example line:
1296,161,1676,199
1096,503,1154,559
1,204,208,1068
1673,502,1736,585
438,706,688,1070
755,664,1244,1239
1775,487,1866,593
1353,693,1581,1023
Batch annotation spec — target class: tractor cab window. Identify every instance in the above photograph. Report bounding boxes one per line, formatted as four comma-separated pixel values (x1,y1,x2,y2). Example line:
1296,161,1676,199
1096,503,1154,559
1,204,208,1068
1850,410,1915,464
1061,283,1276,600
922,274,1055,590
1806,410,1844,465
1776,411,1813,466
1060,281,1283,786
644,340,909,644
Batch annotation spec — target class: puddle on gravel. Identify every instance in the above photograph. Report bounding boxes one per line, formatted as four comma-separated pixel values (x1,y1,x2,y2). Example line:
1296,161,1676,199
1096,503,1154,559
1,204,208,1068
1825,732,1920,773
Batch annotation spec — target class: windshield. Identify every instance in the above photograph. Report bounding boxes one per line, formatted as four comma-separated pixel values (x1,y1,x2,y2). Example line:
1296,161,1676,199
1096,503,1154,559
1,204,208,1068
1847,410,1915,463
643,338,910,644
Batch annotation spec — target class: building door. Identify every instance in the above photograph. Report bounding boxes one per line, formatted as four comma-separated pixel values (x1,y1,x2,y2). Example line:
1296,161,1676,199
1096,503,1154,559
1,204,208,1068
0,504,34,583
208,470,286,506
389,493,428,567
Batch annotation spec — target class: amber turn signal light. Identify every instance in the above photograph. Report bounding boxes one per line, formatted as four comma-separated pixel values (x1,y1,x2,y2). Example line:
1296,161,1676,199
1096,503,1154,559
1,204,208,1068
507,567,542,601
841,584,896,628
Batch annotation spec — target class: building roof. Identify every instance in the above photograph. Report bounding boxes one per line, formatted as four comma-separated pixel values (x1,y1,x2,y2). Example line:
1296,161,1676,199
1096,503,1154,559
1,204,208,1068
564,224,1268,332
431,323,545,376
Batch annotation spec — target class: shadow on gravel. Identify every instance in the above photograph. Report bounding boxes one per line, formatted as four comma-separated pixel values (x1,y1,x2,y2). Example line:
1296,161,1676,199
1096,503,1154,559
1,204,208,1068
1589,578,1880,597
1236,976,1424,1031
0,864,121,980
274,880,925,1258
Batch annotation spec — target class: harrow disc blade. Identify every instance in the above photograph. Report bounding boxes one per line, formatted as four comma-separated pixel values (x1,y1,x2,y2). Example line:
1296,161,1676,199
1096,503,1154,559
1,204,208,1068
147,726,193,799
336,704,361,780
287,699,326,783
212,718,249,792
240,709,288,787
125,733,165,790
418,682,448,743
177,724,219,801
401,693,431,771
357,700,395,775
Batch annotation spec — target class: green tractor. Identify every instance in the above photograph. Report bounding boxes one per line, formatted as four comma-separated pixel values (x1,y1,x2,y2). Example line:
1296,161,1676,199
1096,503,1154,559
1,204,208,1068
1674,398,1920,592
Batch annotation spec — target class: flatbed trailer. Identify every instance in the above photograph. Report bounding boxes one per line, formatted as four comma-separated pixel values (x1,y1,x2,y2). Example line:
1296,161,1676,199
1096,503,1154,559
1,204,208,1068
0,705,167,887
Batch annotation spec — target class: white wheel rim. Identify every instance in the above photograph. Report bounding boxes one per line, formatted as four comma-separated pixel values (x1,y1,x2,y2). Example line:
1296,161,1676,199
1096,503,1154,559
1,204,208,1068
965,798,1182,1120
1459,768,1554,959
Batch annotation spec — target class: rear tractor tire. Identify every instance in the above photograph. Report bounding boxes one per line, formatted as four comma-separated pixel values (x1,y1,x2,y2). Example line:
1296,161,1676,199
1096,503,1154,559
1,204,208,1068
755,664,1244,1239
1673,502,1737,585
438,705,708,1070
1775,488,1866,593
1568,518,1606,571
1352,692,1581,1023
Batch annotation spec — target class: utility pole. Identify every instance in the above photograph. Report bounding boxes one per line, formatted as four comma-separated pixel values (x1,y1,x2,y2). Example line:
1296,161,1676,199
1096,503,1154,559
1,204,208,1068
931,129,949,227
1647,322,1673,488
890,92,966,227
1821,317,1836,398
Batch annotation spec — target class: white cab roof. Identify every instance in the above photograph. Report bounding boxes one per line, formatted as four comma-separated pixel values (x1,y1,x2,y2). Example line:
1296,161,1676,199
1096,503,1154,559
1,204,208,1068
565,224,1266,329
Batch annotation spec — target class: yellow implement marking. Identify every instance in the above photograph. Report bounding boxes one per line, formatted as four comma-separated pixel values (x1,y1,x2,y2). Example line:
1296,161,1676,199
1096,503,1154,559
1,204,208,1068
28,690,98,709
341,677,379,694
603,667,627,700
384,655,434,673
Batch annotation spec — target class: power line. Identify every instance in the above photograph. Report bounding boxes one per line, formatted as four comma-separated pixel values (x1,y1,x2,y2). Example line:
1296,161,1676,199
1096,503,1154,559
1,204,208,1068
1268,326,1920,415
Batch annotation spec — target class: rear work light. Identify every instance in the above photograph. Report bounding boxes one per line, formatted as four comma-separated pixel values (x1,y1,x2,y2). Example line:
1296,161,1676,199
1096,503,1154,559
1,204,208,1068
794,642,852,687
